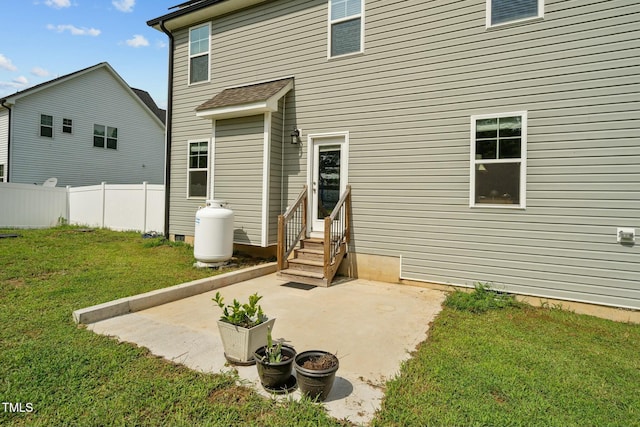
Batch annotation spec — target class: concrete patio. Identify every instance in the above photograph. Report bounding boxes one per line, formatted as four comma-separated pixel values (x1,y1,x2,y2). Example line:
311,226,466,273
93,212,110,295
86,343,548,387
83,268,446,425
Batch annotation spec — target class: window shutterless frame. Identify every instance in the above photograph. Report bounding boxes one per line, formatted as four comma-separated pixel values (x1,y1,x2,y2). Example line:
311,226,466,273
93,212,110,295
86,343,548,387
187,140,210,199
470,111,527,209
486,0,543,28
188,23,211,85
62,118,73,134
328,0,364,58
40,114,53,138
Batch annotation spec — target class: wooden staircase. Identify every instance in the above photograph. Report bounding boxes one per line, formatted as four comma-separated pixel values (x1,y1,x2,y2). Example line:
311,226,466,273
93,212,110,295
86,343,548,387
276,186,351,287
278,238,333,287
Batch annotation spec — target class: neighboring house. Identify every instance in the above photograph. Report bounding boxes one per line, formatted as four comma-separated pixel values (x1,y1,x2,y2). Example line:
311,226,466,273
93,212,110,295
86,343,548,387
0,62,165,187
148,0,640,310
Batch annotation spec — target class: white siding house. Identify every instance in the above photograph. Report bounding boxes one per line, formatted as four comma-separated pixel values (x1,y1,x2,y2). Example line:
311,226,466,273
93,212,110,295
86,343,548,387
148,0,640,311
0,62,165,187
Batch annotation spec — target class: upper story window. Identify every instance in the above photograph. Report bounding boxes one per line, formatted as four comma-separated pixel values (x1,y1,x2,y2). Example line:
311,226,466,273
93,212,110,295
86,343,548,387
470,112,527,208
62,118,73,134
328,0,364,58
93,124,118,150
188,140,208,198
189,23,210,84
0,164,4,182
487,0,543,27
40,114,53,138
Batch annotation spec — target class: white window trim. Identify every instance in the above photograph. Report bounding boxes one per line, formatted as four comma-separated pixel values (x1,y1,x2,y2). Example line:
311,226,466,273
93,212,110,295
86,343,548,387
327,0,365,59
469,111,527,209
486,0,544,28
62,118,73,134
93,124,118,150
188,22,211,85
187,139,210,200
40,114,53,138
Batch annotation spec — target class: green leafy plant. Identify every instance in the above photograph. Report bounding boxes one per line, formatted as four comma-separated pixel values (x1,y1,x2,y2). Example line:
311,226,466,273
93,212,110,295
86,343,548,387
212,291,266,328
259,326,283,364
444,282,521,313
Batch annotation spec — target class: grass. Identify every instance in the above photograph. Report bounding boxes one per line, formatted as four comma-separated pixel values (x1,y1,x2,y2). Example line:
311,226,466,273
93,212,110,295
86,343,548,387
0,227,345,427
372,286,640,427
2,227,639,426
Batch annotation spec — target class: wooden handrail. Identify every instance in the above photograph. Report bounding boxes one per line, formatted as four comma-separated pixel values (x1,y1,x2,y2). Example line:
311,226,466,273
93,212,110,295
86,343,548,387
324,185,351,282
277,185,307,271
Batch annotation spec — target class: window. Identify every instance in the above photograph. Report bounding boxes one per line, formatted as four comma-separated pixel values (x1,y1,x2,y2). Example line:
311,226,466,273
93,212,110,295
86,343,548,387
0,164,4,182
62,118,73,134
189,23,210,84
471,112,527,208
40,114,53,138
188,141,208,198
329,0,363,57
93,124,118,150
487,0,543,27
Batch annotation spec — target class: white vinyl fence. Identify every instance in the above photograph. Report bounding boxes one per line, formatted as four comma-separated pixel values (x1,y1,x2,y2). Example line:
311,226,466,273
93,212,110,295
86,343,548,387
0,182,164,233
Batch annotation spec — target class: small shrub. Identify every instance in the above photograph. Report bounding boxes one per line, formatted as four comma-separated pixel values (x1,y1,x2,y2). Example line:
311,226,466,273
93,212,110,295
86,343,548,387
444,282,521,313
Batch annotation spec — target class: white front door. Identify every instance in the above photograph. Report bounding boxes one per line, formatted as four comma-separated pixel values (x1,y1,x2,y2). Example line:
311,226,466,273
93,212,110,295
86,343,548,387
309,134,348,234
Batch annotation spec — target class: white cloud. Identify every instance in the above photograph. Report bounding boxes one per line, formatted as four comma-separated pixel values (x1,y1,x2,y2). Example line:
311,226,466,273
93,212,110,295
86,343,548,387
0,54,18,72
13,76,29,85
112,0,135,13
31,67,50,77
0,76,29,96
155,40,167,49
45,0,71,8
126,35,149,48
47,24,101,37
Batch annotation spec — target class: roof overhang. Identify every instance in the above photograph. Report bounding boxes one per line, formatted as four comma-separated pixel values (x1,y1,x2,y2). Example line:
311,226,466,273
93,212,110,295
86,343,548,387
195,78,293,120
147,0,270,32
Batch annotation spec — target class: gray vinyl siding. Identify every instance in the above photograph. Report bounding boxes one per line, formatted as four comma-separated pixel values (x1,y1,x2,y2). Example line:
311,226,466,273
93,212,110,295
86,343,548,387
167,0,640,309
8,67,164,187
214,115,264,245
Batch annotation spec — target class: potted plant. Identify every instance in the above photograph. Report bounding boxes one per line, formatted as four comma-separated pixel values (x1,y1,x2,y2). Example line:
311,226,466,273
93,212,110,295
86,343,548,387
212,291,275,365
253,327,297,393
293,350,339,401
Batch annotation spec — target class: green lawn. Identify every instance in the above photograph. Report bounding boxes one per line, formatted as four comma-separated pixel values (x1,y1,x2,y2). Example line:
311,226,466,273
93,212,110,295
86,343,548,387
372,287,640,427
0,227,344,427
1,227,638,426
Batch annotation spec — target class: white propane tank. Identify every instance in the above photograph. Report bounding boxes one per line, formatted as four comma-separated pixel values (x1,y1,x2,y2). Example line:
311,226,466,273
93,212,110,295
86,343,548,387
194,200,234,263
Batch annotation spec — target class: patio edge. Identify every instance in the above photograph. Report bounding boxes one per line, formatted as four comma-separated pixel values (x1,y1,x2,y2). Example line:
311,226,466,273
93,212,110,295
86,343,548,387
73,262,277,325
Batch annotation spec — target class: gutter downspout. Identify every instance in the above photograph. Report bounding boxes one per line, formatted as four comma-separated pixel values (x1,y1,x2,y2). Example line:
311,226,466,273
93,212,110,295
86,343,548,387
158,20,174,239
1,100,11,182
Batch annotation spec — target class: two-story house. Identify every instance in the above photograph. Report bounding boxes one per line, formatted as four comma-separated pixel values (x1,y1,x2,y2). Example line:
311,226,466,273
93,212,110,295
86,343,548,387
148,0,639,311
0,62,165,187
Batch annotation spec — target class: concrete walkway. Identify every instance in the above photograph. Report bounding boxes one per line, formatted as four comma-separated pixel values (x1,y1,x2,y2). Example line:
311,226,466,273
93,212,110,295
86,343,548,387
86,272,446,425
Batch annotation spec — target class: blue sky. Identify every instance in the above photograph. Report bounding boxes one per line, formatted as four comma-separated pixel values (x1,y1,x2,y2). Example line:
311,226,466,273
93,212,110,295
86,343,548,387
0,0,179,108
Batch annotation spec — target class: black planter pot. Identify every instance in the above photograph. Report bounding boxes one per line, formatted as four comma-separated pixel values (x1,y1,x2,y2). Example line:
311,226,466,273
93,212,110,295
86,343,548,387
254,345,296,391
293,350,339,401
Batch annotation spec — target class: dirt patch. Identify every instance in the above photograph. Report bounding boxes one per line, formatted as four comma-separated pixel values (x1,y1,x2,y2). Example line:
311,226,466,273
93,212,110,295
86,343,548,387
208,385,253,406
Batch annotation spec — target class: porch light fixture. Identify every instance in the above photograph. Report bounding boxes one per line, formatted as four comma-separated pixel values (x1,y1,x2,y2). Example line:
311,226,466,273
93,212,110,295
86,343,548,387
290,128,301,144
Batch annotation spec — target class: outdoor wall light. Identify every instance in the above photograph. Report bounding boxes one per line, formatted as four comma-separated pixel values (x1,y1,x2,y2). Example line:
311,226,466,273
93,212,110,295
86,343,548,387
290,128,301,144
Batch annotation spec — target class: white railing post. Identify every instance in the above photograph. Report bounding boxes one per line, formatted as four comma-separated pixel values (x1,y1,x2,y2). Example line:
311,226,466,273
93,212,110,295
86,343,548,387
142,181,148,233
100,182,106,228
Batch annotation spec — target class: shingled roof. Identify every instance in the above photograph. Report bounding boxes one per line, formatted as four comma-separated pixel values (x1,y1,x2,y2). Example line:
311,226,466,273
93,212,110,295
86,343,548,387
196,78,293,112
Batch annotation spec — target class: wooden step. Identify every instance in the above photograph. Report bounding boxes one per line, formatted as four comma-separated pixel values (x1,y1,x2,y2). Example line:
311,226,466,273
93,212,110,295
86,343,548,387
287,257,324,275
294,247,324,262
301,237,324,251
277,269,328,287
